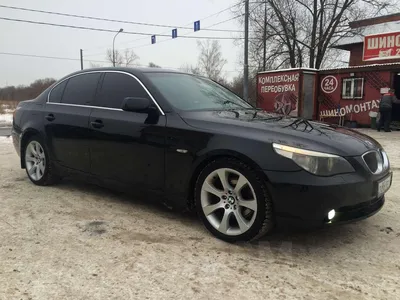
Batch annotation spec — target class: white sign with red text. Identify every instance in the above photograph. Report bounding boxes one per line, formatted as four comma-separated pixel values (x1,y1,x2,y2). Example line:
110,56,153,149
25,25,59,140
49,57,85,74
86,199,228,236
321,76,338,94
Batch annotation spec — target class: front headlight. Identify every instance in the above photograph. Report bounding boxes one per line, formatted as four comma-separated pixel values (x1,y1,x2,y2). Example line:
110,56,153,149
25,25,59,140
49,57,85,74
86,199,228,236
273,143,355,176
381,149,390,170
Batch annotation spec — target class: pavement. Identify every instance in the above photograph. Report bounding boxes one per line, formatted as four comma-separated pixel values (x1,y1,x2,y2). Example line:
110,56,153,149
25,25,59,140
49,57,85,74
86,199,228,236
0,127,11,137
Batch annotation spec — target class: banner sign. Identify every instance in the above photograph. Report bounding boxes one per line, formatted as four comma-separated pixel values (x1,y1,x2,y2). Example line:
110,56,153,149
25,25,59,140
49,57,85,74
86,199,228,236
258,71,300,116
363,32,400,61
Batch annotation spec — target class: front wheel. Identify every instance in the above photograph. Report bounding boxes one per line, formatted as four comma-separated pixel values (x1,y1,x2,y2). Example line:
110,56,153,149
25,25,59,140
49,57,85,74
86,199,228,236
24,137,59,186
195,158,274,242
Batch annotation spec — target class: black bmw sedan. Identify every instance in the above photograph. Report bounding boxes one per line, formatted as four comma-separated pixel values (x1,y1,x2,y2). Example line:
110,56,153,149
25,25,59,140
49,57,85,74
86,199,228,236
12,67,392,242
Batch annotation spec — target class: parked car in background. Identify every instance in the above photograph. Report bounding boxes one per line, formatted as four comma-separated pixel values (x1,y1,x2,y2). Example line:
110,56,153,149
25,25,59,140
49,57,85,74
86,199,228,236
12,68,392,242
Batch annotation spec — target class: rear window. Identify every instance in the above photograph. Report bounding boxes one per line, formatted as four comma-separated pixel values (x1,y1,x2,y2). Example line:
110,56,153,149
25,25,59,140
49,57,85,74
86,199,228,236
61,73,101,105
49,80,67,103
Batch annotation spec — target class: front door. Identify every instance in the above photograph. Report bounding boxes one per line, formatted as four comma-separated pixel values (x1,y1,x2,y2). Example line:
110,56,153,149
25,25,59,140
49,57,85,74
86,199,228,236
89,72,166,191
44,72,102,172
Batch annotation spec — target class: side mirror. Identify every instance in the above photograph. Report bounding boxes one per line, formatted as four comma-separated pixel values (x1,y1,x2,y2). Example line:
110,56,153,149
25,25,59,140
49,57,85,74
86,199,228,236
122,97,152,113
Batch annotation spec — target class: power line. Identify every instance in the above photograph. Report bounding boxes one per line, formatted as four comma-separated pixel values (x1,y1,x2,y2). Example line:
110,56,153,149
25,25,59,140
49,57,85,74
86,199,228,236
0,4,243,33
83,3,245,53
0,16,245,40
0,51,241,73
84,15,244,57
0,51,107,63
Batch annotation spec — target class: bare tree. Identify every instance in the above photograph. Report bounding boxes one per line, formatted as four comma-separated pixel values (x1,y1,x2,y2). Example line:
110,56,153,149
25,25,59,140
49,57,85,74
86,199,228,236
237,0,396,71
106,48,140,67
148,62,161,68
196,40,227,81
179,63,201,75
89,62,103,68
0,78,56,102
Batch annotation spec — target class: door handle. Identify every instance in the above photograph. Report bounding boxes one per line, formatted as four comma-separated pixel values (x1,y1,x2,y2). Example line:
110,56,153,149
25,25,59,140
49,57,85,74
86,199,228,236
90,120,104,129
45,114,55,122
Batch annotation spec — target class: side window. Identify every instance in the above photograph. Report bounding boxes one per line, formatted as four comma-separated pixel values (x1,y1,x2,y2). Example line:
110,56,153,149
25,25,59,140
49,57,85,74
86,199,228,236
49,80,67,103
96,73,149,109
61,73,101,105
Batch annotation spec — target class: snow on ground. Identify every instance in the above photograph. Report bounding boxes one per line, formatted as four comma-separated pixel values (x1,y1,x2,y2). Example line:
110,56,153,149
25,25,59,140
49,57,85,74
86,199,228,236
0,113,13,127
0,136,11,144
1,129,400,300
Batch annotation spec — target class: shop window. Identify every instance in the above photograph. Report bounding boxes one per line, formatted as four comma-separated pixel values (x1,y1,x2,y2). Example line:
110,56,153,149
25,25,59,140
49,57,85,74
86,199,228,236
342,78,364,99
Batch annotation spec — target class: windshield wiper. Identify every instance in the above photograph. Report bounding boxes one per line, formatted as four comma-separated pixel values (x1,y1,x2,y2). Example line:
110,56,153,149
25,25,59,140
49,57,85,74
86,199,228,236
222,99,242,107
285,118,329,137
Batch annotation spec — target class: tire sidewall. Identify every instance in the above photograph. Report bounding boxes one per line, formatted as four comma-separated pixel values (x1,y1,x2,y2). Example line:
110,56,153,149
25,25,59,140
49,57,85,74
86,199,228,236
195,158,272,242
24,136,52,185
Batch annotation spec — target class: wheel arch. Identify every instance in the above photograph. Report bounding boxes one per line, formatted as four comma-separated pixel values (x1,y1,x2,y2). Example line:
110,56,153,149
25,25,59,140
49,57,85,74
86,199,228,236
186,149,269,211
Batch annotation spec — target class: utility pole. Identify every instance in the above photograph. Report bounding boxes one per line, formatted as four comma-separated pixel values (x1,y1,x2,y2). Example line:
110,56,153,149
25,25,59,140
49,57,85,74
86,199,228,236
243,0,249,102
80,49,83,70
263,1,267,71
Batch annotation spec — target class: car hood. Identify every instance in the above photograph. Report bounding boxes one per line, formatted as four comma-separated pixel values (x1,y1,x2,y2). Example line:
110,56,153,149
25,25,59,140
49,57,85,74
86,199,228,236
179,109,381,156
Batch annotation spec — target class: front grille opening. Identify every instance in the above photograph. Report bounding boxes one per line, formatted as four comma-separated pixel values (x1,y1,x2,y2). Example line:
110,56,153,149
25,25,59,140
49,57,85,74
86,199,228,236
363,152,378,173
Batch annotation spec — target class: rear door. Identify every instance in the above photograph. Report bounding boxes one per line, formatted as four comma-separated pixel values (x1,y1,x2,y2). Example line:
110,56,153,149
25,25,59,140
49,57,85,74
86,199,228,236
44,72,102,172
89,71,166,191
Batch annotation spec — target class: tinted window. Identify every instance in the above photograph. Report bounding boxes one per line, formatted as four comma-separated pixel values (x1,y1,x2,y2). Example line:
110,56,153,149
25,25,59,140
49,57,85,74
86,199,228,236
61,73,101,105
97,73,149,109
146,73,252,111
49,80,67,103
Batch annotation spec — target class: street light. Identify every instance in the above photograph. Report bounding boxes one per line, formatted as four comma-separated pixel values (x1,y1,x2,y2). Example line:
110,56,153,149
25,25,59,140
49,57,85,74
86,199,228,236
112,28,124,67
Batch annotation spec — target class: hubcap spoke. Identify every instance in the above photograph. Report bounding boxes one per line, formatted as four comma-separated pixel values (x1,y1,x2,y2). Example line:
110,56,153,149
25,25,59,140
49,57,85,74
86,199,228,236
36,165,41,179
234,175,248,194
203,201,223,216
217,169,230,191
28,165,37,177
25,156,35,163
218,210,232,234
35,143,41,155
39,162,45,173
203,181,223,198
233,210,250,232
238,199,257,211
29,143,37,156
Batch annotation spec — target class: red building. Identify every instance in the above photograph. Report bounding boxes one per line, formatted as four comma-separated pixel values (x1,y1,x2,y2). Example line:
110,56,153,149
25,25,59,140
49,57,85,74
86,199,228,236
257,14,400,127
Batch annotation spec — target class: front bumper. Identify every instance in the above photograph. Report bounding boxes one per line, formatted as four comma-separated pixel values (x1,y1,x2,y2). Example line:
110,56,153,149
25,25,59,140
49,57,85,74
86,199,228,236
264,168,391,229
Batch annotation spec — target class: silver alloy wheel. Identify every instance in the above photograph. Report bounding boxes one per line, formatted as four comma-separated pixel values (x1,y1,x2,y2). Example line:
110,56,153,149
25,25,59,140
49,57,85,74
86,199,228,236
25,141,46,181
200,168,258,236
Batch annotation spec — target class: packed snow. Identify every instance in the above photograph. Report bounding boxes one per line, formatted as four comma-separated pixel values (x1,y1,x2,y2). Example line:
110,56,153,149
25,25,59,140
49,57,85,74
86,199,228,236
0,113,13,127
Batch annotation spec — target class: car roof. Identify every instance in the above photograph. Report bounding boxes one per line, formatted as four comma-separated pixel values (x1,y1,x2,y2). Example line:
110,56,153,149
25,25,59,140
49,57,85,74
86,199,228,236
71,67,185,77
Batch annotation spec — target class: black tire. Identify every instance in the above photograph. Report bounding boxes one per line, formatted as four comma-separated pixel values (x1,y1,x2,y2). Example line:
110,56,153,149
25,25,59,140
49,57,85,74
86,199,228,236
24,136,60,186
195,158,274,242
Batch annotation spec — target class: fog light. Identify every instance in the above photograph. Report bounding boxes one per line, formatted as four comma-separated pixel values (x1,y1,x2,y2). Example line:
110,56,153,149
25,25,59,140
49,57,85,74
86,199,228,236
328,209,336,220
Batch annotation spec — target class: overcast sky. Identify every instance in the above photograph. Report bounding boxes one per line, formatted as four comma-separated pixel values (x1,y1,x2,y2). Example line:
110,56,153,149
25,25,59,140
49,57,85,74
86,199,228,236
0,0,244,87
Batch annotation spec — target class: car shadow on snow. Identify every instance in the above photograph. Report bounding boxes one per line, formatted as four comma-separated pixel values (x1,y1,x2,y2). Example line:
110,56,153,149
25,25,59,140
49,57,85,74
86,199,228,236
52,178,201,226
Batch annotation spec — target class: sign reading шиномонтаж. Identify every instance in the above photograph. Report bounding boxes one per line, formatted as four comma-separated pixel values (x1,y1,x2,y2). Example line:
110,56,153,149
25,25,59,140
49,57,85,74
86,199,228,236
320,99,381,117
363,31,400,61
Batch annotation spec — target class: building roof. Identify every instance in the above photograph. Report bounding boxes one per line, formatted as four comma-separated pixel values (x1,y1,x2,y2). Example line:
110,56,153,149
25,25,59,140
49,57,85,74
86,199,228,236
333,20,400,48
257,67,318,75
319,62,400,74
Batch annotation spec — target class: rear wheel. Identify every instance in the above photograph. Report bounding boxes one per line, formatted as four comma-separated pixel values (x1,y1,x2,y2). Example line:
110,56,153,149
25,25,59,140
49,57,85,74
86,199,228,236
195,158,274,242
24,137,59,186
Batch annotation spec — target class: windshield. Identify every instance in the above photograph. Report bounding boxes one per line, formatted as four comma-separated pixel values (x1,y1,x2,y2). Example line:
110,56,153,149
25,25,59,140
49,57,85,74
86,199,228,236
146,73,253,111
